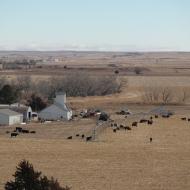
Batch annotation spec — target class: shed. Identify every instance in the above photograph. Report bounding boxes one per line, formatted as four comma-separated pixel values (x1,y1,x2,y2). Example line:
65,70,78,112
0,109,23,126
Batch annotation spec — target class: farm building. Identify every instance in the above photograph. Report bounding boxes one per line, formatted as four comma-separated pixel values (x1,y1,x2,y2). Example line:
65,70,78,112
0,109,23,126
0,103,32,122
9,103,32,122
39,92,72,121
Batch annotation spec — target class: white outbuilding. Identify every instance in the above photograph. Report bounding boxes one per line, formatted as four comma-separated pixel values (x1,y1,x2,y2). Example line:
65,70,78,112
39,92,72,121
0,109,23,126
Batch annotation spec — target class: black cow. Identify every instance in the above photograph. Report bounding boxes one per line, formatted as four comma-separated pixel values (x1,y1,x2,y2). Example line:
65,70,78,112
188,118,190,122
113,129,117,133
30,131,36,134
22,129,29,134
86,136,92,142
148,120,153,125
140,119,148,123
181,117,186,121
150,137,153,143
132,122,138,127
76,134,80,137
67,136,72,139
125,126,131,130
16,127,22,133
120,125,124,129
155,115,158,118
11,132,18,137
81,134,85,139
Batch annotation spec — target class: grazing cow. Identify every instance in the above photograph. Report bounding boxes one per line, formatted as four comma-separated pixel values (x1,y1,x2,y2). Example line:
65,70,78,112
181,117,186,121
148,120,153,125
86,136,92,142
140,119,148,123
155,115,158,118
126,126,132,130
150,137,153,143
113,129,117,133
120,125,124,129
11,132,18,138
132,122,138,127
76,134,80,137
30,131,36,134
16,127,22,133
22,129,29,134
81,134,85,139
67,136,72,139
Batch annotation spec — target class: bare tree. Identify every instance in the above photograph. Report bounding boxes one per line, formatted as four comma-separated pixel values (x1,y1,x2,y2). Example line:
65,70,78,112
161,87,173,104
142,86,160,104
14,76,33,98
177,88,190,104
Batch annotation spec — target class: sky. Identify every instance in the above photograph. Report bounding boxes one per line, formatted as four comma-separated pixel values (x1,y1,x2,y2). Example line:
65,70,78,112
0,0,190,51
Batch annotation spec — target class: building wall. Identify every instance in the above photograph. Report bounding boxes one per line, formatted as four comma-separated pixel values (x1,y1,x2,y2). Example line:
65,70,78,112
0,114,9,125
9,115,23,125
39,105,71,120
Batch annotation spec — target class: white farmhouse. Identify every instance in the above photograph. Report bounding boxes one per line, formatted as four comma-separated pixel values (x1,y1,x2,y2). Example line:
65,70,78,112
39,92,72,121
0,109,23,126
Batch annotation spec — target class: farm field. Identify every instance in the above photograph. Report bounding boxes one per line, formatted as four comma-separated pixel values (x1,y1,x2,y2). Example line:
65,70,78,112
0,51,190,189
0,105,190,190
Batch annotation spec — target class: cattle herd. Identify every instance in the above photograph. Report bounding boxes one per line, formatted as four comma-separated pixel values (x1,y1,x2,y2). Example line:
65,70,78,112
6,127,36,138
67,133,93,142
6,111,190,143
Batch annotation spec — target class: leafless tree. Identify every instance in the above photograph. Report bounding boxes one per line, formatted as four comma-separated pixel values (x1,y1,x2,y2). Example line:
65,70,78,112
177,88,190,104
161,87,173,104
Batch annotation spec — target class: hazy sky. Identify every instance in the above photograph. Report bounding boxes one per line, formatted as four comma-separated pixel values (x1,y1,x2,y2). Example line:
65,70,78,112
0,0,190,51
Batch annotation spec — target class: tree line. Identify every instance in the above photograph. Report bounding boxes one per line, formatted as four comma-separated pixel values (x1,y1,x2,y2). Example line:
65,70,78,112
0,73,122,110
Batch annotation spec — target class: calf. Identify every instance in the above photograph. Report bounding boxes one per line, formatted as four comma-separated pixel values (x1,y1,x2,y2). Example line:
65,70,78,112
67,136,72,140
11,132,18,138
132,122,138,127
86,136,92,142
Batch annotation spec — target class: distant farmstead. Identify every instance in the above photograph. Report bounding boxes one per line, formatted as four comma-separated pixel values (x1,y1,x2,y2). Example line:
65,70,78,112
39,92,72,121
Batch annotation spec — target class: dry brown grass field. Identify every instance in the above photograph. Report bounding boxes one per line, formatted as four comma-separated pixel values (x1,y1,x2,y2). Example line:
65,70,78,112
0,52,190,189
0,109,190,190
